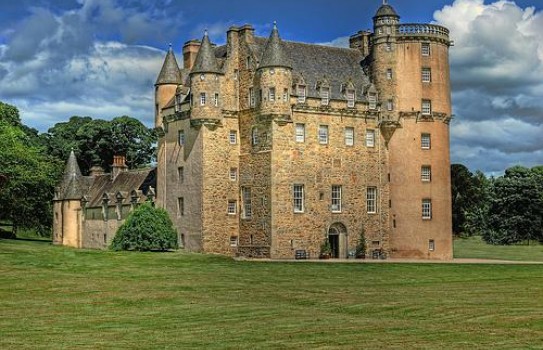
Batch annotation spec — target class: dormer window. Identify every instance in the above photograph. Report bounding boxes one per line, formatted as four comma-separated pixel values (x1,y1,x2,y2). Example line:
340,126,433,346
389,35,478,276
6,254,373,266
297,85,306,103
320,87,330,106
347,89,355,108
368,93,377,110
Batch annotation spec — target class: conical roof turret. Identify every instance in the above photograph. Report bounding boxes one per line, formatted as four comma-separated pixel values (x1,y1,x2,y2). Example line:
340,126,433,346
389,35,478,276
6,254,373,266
155,44,183,85
61,150,83,200
64,149,82,178
259,22,292,70
191,31,222,75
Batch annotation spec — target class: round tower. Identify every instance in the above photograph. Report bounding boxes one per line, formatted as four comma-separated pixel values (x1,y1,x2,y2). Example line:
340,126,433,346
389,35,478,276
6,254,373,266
372,1,453,259
256,22,292,119
189,30,223,123
155,44,183,128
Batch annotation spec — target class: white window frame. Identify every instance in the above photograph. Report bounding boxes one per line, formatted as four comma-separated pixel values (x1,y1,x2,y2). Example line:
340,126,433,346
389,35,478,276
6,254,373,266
366,187,377,214
347,89,355,108
422,199,432,219
421,165,431,182
387,99,393,111
429,239,435,251
422,68,431,83
214,92,219,107
241,187,252,219
422,100,432,115
386,68,393,80
249,87,255,107
422,42,431,56
297,85,306,103
421,133,431,150
293,184,304,213
229,130,237,145
178,130,185,146
385,42,392,51
321,87,330,106
200,92,206,106
295,123,305,143
366,129,375,148
230,236,239,247
331,185,342,213
283,88,289,102
318,125,328,145
368,93,377,110
345,127,354,146
229,167,237,181
227,200,237,215
269,87,276,102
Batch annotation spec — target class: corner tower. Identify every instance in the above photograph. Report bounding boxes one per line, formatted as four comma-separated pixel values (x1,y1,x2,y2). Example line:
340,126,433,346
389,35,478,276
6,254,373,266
371,1,453,259
155,45,182,127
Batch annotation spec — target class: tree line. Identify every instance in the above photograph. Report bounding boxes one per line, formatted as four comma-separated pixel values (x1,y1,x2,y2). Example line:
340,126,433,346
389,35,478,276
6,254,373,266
452,164,543,244
0,101,156,236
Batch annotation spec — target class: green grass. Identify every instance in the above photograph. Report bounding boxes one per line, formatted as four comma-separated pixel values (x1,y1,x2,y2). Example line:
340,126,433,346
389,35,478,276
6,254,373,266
1,239,543,349
454,236,543,262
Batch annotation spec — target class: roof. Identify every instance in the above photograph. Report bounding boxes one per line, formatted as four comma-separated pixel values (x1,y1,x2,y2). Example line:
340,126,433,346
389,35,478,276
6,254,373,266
58,150,83,200
191,31,223,75
258,23,292,70
374,4,399,18
155,46,183,85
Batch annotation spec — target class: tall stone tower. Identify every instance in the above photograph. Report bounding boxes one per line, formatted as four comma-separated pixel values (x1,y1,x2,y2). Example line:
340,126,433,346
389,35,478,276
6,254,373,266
368,2,453,259
154,45,183,128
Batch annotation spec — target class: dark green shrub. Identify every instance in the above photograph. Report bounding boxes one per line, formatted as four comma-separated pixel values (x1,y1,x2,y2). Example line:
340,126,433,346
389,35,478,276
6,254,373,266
110,202,178,251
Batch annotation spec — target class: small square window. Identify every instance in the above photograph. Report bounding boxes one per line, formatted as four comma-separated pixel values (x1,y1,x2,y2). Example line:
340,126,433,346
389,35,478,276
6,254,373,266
422,100,432,115
227,200,237,215
229,168,237,181
229,130,237,145
422,43,431,56
421,133,431,150
366,129,375,148
421,165,431,182
295,123,305,143
319,125,328,144
345,127,354,146
422,199,432,219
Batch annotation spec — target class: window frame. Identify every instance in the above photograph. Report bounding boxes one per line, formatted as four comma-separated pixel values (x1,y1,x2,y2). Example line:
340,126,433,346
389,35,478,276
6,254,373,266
227,200,237,215
366,187,377,214
421,165,432,182
366,129,375,148
345,127,354,146
241,187,252,219
295,123,305,143
368,93,377,110
229,167,237,182
252,127,259,146
229,130,237,145
269,87,276,102
347,89,356,108
318,125,329,145
214,92,219,107
387,99,394,111
249,87,255,107
422,100,432,115
178,130,185,146
421,133,431,150
297,85,306,103
331,185,342,213
422,199,432,220
422,67,432,83
200,92,206,106
293,184,305,213
321,86,330,106
421,42,431,56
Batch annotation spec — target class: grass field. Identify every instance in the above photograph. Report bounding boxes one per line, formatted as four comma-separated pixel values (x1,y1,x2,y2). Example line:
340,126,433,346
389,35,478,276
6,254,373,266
454,236,543,262
1,239,543,349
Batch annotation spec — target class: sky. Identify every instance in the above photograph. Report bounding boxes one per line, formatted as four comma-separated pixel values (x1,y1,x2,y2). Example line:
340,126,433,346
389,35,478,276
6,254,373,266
0,0,542,174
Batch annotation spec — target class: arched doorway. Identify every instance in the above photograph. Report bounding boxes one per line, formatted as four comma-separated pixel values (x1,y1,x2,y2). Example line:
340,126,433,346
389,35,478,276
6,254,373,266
328,223,347,259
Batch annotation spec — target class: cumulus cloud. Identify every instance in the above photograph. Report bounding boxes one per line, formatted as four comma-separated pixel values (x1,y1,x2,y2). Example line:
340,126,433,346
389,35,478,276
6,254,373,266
434,0,543,173
0,0,183,131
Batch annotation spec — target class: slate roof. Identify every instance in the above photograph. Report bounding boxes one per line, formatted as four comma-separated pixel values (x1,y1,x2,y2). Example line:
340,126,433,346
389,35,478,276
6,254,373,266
155,45,183,85
374,4,399,18
258,23,292,70
191,32,223,74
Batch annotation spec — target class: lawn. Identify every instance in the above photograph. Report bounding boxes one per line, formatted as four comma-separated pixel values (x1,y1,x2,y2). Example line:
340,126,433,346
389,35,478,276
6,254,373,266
1,239,543,349
454,236,543,262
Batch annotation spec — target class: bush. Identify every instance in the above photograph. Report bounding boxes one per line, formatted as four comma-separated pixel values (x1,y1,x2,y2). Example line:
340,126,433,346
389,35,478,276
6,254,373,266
110,202,178,251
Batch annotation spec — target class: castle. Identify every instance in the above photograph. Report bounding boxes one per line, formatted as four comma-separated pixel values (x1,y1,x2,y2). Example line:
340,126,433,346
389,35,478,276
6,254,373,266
54,2,453,259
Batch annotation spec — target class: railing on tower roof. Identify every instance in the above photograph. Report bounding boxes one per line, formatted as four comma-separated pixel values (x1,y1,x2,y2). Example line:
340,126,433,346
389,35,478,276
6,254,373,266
397,23,450,40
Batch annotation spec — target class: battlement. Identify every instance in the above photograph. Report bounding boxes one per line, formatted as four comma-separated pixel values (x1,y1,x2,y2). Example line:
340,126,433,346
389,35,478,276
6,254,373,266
397,23,450,43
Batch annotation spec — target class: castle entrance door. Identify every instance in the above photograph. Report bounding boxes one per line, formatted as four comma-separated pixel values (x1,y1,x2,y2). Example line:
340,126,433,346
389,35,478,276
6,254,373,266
328,223,347,259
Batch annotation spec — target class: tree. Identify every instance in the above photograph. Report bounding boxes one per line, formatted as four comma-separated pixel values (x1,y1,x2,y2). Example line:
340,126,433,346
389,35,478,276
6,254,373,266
0,119,62,235
43,116,156,175
110,202,178,251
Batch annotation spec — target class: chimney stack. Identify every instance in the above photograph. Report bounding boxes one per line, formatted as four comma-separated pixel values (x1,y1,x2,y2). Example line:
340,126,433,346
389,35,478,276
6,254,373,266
112,155,128,180
183,40,201,70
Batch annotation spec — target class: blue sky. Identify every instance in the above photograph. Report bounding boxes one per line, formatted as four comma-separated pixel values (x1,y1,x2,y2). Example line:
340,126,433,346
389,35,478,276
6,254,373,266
0,0,542,174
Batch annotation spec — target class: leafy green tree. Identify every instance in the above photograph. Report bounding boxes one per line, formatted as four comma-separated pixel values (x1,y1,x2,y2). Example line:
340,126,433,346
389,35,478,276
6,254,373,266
110,202,178,251
43,116,156,175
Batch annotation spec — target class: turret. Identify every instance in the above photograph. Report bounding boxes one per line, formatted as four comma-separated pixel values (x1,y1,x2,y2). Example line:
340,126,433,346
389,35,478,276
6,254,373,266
256,22,292,119
189,31,223,123
155,45,182,128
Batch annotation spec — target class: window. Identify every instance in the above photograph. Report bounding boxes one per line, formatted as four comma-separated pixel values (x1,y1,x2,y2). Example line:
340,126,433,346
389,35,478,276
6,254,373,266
422,199,432,219
246,56,251,68
230,236,238,247
252,127,259,146
293,184,304,213
227,200,237,215
367,187,377,214
297,85,306,103
200,92,206,106
422,100,432,115
178,167,184,183
213,93,219,107
269,87,276,101
422,68,431,83
345,127,354,146
421,165,431,182
429,239,435,251
318,125,328,144
229,167,237,181
387,99,394,111
386,26,391,35
178,130,185,146
295,123,305,143
368,93,377,110
321,87,330,106
385,42,392,51
421,133,431,150
331,185,342,213
249,87,255,107
241,187,252,219
178,197,184,216
283,88,289,102
229,130,237,145
386,68,393,80
347,89,355,108
366,129,375,148
422,42,431,56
